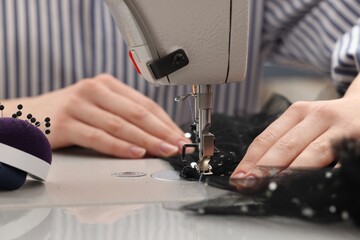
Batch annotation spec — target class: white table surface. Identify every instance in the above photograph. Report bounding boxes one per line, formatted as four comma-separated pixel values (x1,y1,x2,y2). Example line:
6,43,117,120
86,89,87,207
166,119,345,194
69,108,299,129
1,148,360,240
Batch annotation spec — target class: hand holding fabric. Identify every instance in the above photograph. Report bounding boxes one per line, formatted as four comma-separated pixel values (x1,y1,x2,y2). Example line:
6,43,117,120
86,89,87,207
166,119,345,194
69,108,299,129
232,73,360,179
3,74,190,158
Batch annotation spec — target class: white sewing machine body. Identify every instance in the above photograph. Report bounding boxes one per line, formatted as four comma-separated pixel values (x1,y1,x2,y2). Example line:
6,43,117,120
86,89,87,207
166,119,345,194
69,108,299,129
105,0,250,86
105,0,250,174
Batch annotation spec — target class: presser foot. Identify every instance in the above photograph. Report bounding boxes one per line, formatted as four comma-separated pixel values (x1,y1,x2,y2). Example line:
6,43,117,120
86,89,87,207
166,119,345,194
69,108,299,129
197,157,213,175
190,160,213,176
182,143,213,176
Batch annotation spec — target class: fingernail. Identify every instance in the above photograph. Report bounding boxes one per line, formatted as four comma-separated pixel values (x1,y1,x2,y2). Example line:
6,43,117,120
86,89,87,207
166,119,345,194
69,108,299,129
129,146,146,158
243,175,258,188
160,142,179,156
232,172,247,179
178,140,193,153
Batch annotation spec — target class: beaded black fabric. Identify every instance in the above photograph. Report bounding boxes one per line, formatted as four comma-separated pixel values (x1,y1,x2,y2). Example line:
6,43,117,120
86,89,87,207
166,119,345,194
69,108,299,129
163,95,360,227
166,94,292,179
182,138,360,227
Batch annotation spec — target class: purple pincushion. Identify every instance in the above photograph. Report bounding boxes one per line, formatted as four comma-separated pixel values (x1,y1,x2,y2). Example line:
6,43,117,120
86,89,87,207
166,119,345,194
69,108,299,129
0,118,52,164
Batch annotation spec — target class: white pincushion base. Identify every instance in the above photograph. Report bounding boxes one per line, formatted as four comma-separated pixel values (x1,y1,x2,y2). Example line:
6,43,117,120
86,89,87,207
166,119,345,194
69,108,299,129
0,143,50,180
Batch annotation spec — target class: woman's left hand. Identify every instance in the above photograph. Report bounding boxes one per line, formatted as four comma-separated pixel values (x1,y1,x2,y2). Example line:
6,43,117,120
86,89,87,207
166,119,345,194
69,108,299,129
231,73,360,179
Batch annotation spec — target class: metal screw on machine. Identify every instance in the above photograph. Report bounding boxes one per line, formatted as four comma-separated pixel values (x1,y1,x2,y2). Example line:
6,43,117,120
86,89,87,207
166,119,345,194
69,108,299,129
172,52,186,65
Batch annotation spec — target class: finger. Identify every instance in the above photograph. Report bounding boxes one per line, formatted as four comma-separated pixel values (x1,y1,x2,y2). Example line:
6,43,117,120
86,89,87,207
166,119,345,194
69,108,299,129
88,83,190,148
252,114,330,171
96,74,185,136
66,120,147,159
231,103,306,177
289,129,339,169
69,101,179,157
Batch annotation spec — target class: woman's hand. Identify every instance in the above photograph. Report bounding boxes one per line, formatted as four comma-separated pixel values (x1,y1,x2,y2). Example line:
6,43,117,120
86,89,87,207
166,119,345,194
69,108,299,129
4,74,191,158
232,73,360,179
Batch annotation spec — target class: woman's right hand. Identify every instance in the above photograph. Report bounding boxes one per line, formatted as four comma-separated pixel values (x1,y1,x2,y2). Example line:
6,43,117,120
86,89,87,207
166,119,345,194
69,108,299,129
4,74,191,158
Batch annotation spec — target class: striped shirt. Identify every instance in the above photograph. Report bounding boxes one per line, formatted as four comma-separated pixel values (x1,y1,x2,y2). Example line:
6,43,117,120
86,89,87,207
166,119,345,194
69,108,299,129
0,0,359,125
262,0,360,95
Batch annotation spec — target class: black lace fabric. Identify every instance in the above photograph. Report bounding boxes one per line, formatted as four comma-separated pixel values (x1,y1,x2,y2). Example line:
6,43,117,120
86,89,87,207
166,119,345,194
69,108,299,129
164,94,360,227
165,94,291,179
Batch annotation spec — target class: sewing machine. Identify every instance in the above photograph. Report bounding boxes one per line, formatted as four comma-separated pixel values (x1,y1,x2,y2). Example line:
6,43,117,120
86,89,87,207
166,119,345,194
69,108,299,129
105,0,250,175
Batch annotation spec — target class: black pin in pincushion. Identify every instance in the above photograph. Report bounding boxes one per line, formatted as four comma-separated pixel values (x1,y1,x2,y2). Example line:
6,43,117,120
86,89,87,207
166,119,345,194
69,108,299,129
0,105,52,190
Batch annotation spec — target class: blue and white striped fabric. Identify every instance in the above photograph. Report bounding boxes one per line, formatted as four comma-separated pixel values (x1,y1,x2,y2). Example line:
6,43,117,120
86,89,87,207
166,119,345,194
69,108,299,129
262,0,360,95
332,19,360,94
0,0,359,125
